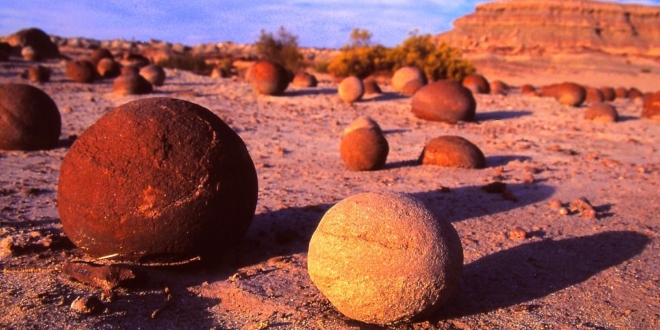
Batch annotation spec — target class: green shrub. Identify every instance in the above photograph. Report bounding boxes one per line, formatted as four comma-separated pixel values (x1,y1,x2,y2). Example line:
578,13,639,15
157,54,214,75
327,29,475,81
255,26,304,72
315,60,330,73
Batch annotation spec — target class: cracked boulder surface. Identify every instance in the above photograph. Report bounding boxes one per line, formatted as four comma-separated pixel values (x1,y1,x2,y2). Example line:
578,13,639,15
307,192,464,325
57,97,258,263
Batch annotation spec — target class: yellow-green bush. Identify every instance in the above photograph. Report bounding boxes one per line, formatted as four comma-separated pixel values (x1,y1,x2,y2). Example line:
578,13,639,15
255,26,304,72
327,30,474,81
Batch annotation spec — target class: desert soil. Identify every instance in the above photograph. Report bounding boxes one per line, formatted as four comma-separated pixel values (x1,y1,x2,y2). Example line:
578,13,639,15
1,55,659,330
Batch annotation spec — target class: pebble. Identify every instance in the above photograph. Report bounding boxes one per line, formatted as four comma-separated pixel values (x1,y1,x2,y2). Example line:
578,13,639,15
70,296,105,315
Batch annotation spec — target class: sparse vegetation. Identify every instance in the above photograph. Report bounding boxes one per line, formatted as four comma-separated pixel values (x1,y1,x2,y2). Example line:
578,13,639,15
157,54,214,75
327,28,475,81
255,26,304,72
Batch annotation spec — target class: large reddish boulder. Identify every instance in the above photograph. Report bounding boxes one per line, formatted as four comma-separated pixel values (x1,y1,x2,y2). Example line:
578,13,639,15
419,135,486,169
247,61,289,95
3,28,60,59
411,80,476,124
462,74,490,94
57,98,258,263
66,60,96,83
392,66,427,92
340,128,388,171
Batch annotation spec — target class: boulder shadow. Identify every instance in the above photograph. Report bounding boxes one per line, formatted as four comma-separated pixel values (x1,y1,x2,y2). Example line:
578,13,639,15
369,92,408,102
409,183,554,223
618,115,638,122
432,231,649,319
284,88,336,97
383,159,419,170
486,155,532,167
476,110,533,121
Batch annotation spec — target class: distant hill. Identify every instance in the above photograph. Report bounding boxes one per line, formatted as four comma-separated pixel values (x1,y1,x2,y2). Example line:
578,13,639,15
435,0,660,57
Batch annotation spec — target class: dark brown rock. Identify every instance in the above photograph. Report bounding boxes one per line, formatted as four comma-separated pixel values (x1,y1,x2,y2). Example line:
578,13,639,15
555,82,586,106
27,65,51,83
585,87,605,103
62,261,142,291
248,61,289,95
308,192,463,325
585,102,619,122
600,87,616,101
392,66,427,92
338,76,364,103
419,135,486,169
0,83,61,151
71,296,104,315
490,80,509,95
340,128,388,171
642,91,660,121
97,58,121,78
628,87,644,100
520,84,537,96
66,60,96,83
88,48,113,66
411,80,476,124
462,74,490,94
401,79,425,96
3,28,60,59
615,87,629,99
140,64,166,86
363,79,382,94
57,98,258,263
292,72,318,87
112,74,153,95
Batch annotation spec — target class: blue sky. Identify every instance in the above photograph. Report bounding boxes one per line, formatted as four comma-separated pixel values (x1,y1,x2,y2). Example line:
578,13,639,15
1,0,659,48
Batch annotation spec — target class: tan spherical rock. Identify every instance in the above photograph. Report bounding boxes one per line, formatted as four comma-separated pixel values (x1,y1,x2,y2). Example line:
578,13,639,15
96,58,121,78
57,97,258,263
585,87,605,103
411,80,476,124
584,102,619,123
340,128,388,171
489,80,509,95
392,66,427,91
27,65,51,83
338,76,364,103
363,79,382,95
248,61,289,95
66,60,96,83
292,72,318,87
0,83,61,151
555,82,586,107
462,74,490,94
642,91,660,121
140,64,166,87
112,74,153,95
344,116,382,135
600,87,616,101
308,191,463,325
401,79,426,96
419,135,486,169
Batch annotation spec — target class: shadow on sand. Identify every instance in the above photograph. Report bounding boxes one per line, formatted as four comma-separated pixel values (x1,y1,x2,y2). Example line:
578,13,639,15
477,110,533,121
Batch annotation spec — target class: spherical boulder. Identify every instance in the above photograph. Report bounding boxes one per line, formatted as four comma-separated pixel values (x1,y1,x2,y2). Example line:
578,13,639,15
401,79,425,96
628,87,644,100
112,73,153,95
615,87,628,99
57,97,259,263
344,116,382,135
308,191,463,325
585,87,605,103
462,74,490,94
4,28,60,59
419,135,486,169
0,83,61,151
338,76,364,103
489,80,509,95
555,82,586,107
292,72,318,87
600,87,616,101
97,58,121,78
340,128,388,171
88,48,113,66
584,102,619,123
411,80,476,124
140,64,166,87
392,66,427,92
363,79,382,95
66,60,96,83
247,61,289,95
520,84,537,96
642,91,660,121
27,65,51,83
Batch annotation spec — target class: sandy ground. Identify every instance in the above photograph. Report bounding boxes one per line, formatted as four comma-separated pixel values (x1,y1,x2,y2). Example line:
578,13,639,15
1,56,659,329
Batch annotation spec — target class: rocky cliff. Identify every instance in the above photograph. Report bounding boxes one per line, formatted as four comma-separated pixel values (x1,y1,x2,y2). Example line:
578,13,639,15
435,0,660,57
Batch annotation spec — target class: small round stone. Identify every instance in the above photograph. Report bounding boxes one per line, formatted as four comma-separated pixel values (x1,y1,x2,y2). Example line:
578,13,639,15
57,97,258,263
600,87,616,101
401,79,425,96
139,64,166,86
411,80,476,124
392,66,427,92
96,58,121,78
112,74,153,95
585,87,605,103
0,83,61,151
292,72,318,87
555,82,586,106
66,60,96,83
71,296,105,315
419,135,486,169
27,65,51,83
308,191,463,325
363,79,382,94
338,76,364,103
642,91,660,121
628,88,644,100
340,128,388,171
489,80,509,95
462,74,490,94
584,102,619,123
248,61,289,95
344,116,382,135
615,87,628,99
520,84,537,96
88,48,113,66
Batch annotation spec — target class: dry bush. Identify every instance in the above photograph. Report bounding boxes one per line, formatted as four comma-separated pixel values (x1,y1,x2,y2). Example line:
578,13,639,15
157,54,214,75
256,26,304,72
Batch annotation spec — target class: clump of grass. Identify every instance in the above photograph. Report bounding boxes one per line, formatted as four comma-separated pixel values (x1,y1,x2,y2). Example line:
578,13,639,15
157,54,214,75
